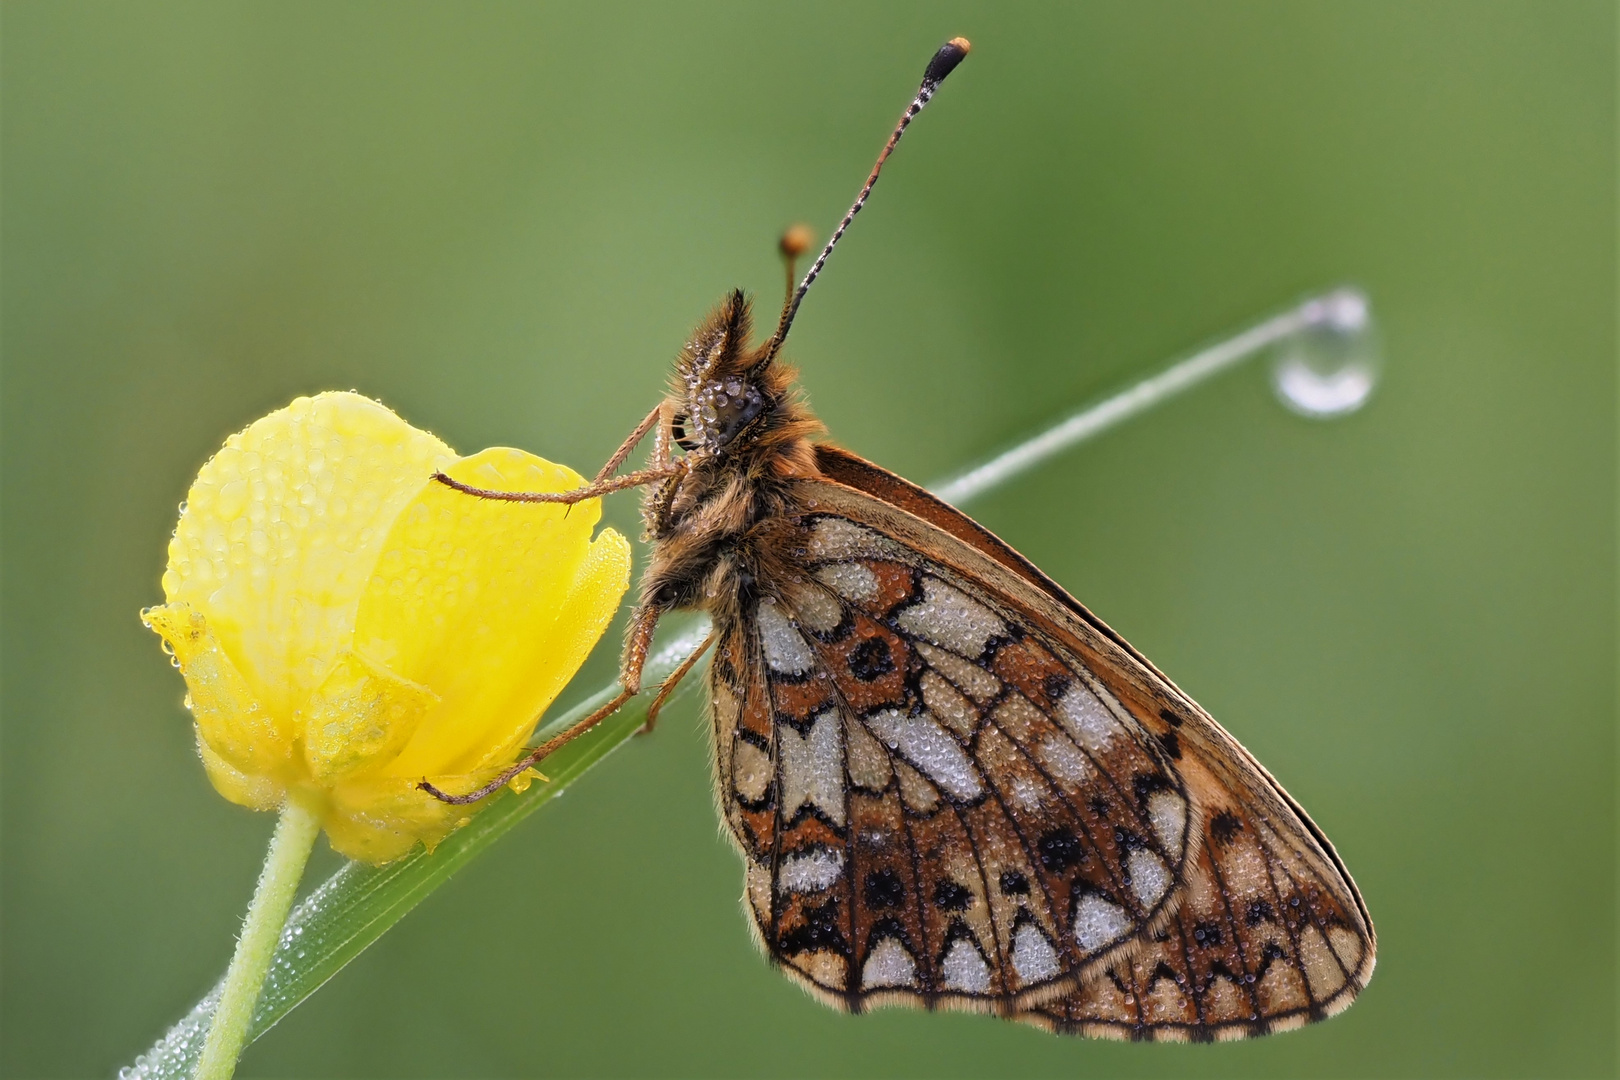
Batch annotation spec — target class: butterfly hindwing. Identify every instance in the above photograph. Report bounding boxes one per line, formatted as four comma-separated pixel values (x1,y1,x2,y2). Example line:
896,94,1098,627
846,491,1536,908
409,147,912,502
1019,793,1373,1040
709,511,1195,1013
702,456,1372,1036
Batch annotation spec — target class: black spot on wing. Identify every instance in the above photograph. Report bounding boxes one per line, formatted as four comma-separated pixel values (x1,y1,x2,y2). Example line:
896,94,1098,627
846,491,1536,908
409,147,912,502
864,868,905,909
933,879,973,911
1210,811,1244,846
999,869,1030,896
781,899,849,956
1037,827,1086,873
1157,730,1182,760
849,636,895,681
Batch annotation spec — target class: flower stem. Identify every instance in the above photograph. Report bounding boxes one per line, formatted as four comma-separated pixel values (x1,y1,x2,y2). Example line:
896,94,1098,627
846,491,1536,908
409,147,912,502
193,797,322,1080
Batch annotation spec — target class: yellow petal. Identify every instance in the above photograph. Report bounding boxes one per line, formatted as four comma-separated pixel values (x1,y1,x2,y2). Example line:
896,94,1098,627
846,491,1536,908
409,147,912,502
456,522,634,773
323,776,457,863
354,447,632,779
141,602,292,786
323,768,504,863
302,651,439,782
162,392,454,723
196,737,285,811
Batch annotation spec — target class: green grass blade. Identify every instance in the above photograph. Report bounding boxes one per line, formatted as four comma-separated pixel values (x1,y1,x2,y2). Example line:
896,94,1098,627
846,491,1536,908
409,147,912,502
121,616,711,1080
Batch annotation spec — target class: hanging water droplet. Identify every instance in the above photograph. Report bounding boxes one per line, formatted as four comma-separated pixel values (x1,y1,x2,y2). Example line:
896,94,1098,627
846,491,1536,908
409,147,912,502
1271,287,1380,418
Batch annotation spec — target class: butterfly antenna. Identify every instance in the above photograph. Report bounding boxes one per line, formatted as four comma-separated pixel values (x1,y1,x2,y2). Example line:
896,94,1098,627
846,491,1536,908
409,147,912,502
762,36,970,363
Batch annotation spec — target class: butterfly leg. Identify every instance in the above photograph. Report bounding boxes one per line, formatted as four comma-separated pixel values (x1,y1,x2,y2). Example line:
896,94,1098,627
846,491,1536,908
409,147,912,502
431,461,685,506
638,628,717,735
432,400,675,506
418,603,669,806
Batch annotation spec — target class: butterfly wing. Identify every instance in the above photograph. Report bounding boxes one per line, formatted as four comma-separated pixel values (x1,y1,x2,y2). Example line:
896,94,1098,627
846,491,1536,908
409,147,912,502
1019,785,1372,1040
773,446,1377,1038
709,515,1194,1015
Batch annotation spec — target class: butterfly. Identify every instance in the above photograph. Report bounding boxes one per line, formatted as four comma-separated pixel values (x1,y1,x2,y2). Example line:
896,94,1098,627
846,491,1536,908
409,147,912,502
422,36,1375,1042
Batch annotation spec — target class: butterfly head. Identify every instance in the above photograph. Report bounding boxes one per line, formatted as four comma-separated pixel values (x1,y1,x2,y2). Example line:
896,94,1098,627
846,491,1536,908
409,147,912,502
664,35,975,467
670,289,795,457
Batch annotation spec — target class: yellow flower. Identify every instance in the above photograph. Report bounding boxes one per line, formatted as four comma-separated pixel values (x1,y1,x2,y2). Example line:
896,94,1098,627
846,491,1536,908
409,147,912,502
141,392,630,864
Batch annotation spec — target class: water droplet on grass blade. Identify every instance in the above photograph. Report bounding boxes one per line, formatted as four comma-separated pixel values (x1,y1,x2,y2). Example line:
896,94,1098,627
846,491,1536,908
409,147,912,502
1272,287,1380,418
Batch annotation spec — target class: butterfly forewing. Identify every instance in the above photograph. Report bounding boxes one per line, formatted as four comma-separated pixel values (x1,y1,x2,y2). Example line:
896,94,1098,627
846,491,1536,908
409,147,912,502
705,467,1372,1035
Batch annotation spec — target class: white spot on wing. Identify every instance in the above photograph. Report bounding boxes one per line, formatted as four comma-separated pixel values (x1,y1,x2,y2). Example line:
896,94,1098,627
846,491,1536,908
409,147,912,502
1127,849,1171,908
1298,923,1347,998
920,670,976,739
1056,681,1120,753
746,861,772,925
914,642,1001,701
1148,790,1186,858
780,709,846,825
942,938,992,994
806,517,900,560
896,576,1006,658
1011,924,1061,985
1073,893,1132,953
861,938,917,988
895,760,941,813
843,717,891,791
1009,774,1044,811
1036,733,1091,786
865,708,983,800
815,561,879,603
779,848,844,893
789,585,843,634
757,601,814,675
1328,926,1365,971
732,740,771,802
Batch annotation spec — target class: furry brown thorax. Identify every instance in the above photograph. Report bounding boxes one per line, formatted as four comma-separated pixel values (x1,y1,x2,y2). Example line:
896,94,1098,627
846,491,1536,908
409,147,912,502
640,290,823,623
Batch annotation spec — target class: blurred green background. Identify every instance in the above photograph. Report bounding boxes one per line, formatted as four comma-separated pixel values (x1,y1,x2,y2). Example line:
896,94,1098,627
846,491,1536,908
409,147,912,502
3,2,1613,1077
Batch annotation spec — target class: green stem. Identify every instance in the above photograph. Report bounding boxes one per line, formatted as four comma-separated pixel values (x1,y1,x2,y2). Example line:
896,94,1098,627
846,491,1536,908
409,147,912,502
193,796,322,1080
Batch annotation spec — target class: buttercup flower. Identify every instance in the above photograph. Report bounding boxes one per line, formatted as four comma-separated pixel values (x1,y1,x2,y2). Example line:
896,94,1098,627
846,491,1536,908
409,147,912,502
142,391,630,863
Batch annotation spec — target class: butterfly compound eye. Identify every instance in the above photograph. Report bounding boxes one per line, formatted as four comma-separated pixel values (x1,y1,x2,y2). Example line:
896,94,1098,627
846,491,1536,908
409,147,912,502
693,378,769,451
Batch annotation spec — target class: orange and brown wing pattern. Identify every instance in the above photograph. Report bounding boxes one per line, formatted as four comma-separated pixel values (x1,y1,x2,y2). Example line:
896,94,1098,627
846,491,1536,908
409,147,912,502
1019,793,1372,1041
709,511,1197,1014
779,470,1374,1039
